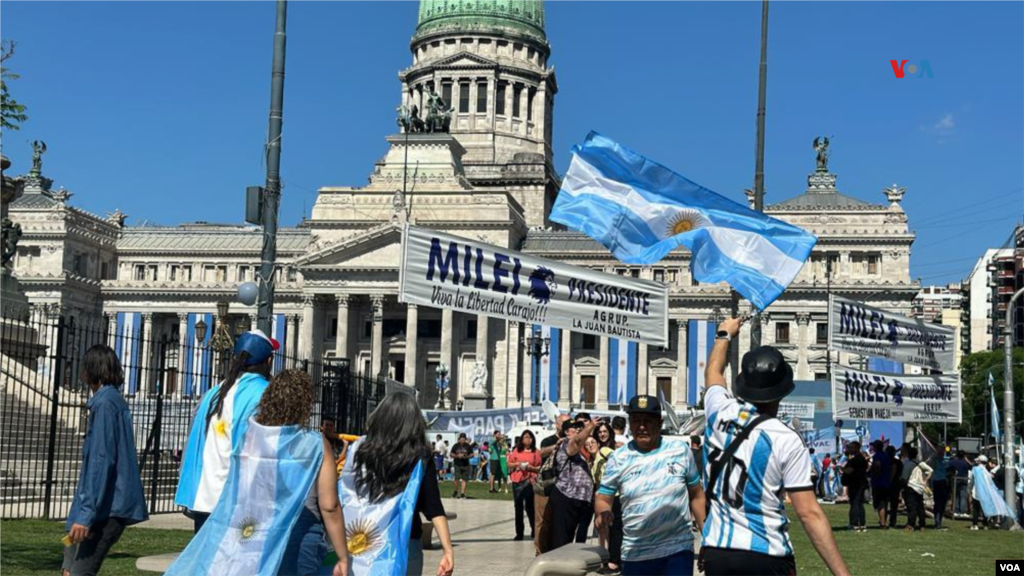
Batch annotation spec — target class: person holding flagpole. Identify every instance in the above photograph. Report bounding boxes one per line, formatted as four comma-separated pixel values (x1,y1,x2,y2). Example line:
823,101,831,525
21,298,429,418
175,330,278,532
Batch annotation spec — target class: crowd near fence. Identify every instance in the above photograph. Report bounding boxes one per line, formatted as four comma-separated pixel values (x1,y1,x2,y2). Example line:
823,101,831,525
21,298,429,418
0,307,385,520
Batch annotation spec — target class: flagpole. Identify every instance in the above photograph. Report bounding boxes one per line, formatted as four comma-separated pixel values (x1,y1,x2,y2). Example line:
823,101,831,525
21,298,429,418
749,0,769,348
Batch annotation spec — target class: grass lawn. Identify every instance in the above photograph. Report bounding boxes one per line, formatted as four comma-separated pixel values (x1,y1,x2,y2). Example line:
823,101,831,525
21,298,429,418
1,520,193,576
440,478,515,501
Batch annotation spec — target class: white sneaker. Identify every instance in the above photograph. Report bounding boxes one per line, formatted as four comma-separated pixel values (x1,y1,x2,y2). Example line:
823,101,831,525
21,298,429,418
970,525,980,531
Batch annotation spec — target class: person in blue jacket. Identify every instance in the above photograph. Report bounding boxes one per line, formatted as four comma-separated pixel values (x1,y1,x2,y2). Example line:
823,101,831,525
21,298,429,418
174,329,278,532
63,345,148,576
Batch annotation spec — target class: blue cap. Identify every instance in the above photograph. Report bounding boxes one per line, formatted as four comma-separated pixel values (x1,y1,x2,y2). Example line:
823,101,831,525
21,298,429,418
234,329,279,366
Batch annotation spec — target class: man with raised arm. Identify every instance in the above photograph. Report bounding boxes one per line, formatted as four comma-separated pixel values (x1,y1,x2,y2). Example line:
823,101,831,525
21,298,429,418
700,317,850,576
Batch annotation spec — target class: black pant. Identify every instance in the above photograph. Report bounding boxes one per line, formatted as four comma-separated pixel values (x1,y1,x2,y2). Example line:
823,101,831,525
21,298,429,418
61,517,127,576
513,481,536,538
932,481,949,528
848,484,866,528
888,480,904,527
192,511,210,534
972,498,983,526
549,487,593,549
608,496,624,565
904,488,926,529
702,547,797,576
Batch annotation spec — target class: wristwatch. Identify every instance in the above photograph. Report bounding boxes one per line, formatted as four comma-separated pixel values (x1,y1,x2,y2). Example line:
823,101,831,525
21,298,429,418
715,330,732,342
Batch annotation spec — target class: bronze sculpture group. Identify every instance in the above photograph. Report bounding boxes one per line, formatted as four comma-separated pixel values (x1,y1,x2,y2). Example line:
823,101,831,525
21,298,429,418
397,87,452,134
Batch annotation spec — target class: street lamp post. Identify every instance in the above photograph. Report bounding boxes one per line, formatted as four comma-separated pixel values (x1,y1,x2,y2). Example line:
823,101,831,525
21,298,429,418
1003,287,1022,525
210,301,235,379
522,328,551,412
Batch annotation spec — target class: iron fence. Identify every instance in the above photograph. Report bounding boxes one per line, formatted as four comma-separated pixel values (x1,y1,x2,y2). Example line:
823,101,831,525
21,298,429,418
0,307,384,519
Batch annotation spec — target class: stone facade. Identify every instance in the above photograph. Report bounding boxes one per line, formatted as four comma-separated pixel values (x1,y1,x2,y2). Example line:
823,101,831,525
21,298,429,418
7,0,919,410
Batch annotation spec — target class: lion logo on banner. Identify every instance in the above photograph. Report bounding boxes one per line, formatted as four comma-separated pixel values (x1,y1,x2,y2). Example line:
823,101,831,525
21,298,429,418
528,266,557,305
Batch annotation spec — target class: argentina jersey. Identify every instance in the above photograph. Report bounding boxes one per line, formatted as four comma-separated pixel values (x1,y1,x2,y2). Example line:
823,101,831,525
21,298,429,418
702,386,813,557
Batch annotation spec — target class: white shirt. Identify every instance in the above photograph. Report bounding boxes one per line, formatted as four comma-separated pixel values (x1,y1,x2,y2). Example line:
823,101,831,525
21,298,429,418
434,440,447,455
906,459,933,494
702,386,812,557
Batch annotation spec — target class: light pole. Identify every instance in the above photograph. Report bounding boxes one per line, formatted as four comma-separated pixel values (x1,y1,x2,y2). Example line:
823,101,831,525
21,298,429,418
256,0,288,336
522,328,551,411
1003,287,1022,524
749,0,769,349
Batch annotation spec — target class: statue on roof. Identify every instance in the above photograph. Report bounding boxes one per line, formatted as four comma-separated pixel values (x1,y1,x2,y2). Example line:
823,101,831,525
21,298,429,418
396,104,426,134
30,140,46,175
425,87,453,133
107,208,129,228
813,136,830,172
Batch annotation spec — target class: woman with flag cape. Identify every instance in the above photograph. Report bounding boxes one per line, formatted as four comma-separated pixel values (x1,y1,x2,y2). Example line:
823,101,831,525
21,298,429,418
174,330,278,531
334,392,455,576
165,370,349,576
969,455,1015,530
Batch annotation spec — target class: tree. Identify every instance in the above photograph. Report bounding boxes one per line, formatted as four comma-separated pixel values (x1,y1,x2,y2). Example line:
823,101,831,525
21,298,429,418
921,348,1024,445
1,40,29,132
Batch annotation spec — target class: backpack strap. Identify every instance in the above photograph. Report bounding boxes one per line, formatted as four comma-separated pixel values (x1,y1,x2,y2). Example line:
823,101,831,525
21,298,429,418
706,413,772,511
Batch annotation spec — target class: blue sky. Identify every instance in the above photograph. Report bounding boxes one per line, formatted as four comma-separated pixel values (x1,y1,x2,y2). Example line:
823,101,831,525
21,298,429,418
4,1,1022,286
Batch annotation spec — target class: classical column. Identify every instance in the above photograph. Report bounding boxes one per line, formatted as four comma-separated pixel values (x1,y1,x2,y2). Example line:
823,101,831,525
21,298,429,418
560,330,571,404
637,343,649,396
405,303,418,388
370,295,384,378
503,321,520,407
475,314,489,395
300,295,315,361
598,336,609,407
140,312,154,394
105,311,118,349
796,313,811,380
440,308,454,399
335,294,350,359
287,314,300,368
518,84,529,134
176,313,189,399
676,320,688,406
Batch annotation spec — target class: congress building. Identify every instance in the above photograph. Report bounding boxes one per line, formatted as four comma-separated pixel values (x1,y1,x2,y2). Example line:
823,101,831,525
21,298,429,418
7,0,919,411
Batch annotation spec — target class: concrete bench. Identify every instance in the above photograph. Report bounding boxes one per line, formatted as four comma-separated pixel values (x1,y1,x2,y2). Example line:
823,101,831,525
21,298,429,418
525,543,608,576
421,511,458,549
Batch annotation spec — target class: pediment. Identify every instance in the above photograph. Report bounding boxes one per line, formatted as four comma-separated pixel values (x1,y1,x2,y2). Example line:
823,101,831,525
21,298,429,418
296,223,402,268
650,357,678,368
574,356,600,367
433,52,498,69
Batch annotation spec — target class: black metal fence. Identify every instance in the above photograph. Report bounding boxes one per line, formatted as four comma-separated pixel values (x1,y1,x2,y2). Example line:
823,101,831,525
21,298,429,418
0,307,384,520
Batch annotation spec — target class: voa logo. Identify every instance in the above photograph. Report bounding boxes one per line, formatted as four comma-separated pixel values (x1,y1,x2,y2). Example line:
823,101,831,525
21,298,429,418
891,60,934,78
997,559,1023,574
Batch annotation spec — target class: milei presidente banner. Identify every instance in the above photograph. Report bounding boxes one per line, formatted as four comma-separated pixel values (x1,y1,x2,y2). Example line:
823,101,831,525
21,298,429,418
829,294,956,373
831,365,962,423
399,225,670,346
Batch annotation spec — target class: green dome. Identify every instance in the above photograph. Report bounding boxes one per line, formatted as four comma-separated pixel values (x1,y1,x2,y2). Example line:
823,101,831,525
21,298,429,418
414,0,547,46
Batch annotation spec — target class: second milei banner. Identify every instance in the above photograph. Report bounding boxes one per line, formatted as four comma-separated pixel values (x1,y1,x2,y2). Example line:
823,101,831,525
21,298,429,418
399,225,669,346
829,294,956,373
832,365,961,423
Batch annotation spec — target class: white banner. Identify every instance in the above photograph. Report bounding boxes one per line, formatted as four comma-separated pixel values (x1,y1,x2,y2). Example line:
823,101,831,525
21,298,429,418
829,295,956,373
831,364,962,423
399,225,669,346
778,401,815,420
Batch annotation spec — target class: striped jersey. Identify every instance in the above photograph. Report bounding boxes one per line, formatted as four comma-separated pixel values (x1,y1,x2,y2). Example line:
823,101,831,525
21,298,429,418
702,386,812,557
598,437,701,561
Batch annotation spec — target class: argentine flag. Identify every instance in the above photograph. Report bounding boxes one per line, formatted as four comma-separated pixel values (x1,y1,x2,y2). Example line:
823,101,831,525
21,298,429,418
340,439,425,576
165,419,323,576
551,132,818,310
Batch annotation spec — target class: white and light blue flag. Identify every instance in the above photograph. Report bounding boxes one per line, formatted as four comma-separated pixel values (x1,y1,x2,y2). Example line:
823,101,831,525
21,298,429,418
990,385,1002,444
551,132,817,310
165,419,323,576
340,439,425,576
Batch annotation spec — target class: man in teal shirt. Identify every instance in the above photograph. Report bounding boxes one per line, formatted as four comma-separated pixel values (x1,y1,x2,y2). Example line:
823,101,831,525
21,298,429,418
489,430,508,493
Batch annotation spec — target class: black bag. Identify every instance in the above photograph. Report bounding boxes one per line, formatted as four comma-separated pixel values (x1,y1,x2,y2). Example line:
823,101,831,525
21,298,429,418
534,444,562,497
704,413,772,516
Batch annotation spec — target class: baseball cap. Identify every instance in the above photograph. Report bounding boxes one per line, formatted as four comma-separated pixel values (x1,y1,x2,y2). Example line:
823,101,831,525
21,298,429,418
234,329,280,366
977,455,989,464
735,346,795,403
626,395,661,416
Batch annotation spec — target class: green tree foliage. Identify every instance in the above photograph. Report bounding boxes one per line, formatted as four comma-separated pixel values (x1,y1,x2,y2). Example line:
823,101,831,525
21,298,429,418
1,40,29,132
921,348,1024,445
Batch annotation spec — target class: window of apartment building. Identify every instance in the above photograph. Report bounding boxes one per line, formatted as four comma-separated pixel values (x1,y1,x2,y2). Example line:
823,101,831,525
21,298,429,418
495,82,507,115
775,321,791,344
867,254,880,275
816,323,828,345
512,84,523,117
459,82,470,113
134,264,146,281
581,333,597,350
667,269,678,284
653,269,665,283
147,265,159,281
527,87,536,121
477,81,487,113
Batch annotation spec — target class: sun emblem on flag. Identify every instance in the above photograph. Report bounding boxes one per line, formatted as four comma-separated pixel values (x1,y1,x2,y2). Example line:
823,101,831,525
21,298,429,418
346,518,382,556
213,417,229,438
666,209,709,236
236,516,261,543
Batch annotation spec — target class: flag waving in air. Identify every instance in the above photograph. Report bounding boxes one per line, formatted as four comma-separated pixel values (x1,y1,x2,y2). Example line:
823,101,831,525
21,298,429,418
550,132,817,310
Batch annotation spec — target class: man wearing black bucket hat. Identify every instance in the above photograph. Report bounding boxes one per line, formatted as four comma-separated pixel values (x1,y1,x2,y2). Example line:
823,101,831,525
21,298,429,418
700,317,850,576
